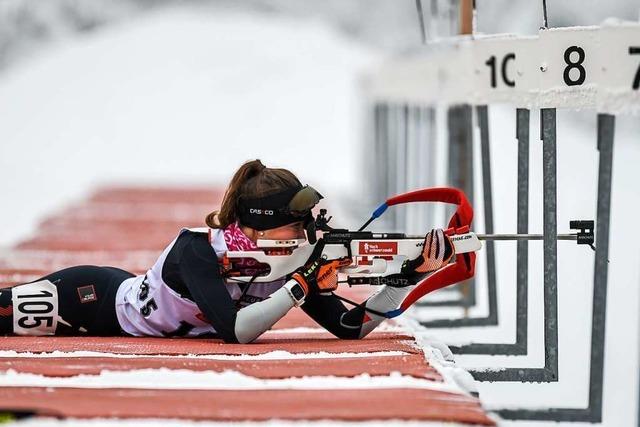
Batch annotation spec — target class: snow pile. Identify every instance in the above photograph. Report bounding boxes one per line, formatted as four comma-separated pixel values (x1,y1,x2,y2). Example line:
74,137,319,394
0,349,410,360
0,368,460,392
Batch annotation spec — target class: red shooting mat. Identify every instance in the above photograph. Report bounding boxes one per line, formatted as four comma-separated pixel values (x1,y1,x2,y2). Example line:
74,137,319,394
0,186,494,426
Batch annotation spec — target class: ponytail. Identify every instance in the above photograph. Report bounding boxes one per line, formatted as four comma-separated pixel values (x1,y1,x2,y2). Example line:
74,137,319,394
206,159,300,229
206,159,265,228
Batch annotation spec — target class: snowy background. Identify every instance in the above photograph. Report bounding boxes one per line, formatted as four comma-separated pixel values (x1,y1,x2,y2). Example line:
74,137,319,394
0,0,639,426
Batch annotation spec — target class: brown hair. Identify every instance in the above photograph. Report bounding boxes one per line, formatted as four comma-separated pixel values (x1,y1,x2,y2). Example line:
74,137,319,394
206,159,301,229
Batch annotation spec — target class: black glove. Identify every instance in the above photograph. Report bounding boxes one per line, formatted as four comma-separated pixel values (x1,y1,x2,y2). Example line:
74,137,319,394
291,240,351,295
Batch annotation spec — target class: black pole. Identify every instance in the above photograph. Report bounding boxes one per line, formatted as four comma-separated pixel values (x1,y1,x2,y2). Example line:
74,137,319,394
542,0,549,29
416,0,427,44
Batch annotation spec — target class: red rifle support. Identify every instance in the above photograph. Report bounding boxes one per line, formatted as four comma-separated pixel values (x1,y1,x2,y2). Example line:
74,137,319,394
384,188,476,315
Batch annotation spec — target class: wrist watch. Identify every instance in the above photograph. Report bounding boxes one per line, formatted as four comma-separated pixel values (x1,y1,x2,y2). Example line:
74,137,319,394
285,280,306,307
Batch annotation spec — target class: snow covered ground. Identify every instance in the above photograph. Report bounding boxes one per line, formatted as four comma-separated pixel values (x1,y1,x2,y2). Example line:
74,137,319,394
1,2,639,426
0,5,377,246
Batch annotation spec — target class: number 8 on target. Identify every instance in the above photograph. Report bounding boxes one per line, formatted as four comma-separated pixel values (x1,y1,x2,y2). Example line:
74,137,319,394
563,46,587,86
538,27,600,108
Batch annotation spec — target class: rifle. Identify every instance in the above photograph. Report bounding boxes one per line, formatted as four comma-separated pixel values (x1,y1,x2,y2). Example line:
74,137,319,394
225,187,593,318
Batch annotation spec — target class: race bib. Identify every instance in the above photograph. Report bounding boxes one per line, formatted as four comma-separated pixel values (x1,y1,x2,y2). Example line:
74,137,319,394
12,280,59,336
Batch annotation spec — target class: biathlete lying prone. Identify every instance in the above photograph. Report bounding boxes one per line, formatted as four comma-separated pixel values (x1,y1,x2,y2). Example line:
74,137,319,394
0,160,454,343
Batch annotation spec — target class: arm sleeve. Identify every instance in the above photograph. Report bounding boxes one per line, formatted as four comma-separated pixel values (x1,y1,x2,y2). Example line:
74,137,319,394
233,281,297,343
178,233,297,344
178,234,240,343
302,285,415,339
301,293,361,339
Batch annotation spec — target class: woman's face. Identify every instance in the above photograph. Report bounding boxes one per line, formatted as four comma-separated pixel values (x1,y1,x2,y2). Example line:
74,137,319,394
261,221,306,241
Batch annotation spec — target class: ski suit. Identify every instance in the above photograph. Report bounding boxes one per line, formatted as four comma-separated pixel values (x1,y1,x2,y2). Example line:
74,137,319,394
0,225,413,342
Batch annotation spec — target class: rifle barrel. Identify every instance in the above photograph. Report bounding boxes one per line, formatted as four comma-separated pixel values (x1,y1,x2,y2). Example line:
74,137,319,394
475,233,577,241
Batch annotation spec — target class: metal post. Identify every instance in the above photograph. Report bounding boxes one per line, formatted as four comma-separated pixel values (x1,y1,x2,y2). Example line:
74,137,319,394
407,106,422,234
373,104,384,204
541,107,559,381
429,0,439,40
385,104,398,230
586,113,614,421
405,106,421,234
425,107,438,226
444,105,505,348
451,105,475,309
472,0,477,35
477,105,498,323
471,108,558,382
452,109,531,355
397,105,409,230
377,104,390,208
415,0,427,44
413,106,430,234
496,112,614,422
420,104,476,311
515,108,530,353
421,109,530,348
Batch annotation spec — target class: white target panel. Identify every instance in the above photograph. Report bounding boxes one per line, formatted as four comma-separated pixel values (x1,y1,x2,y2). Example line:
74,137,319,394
367,24,639,115
596,23,640,114
472,35,540,107
535,26,601,108
436,39,474,105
